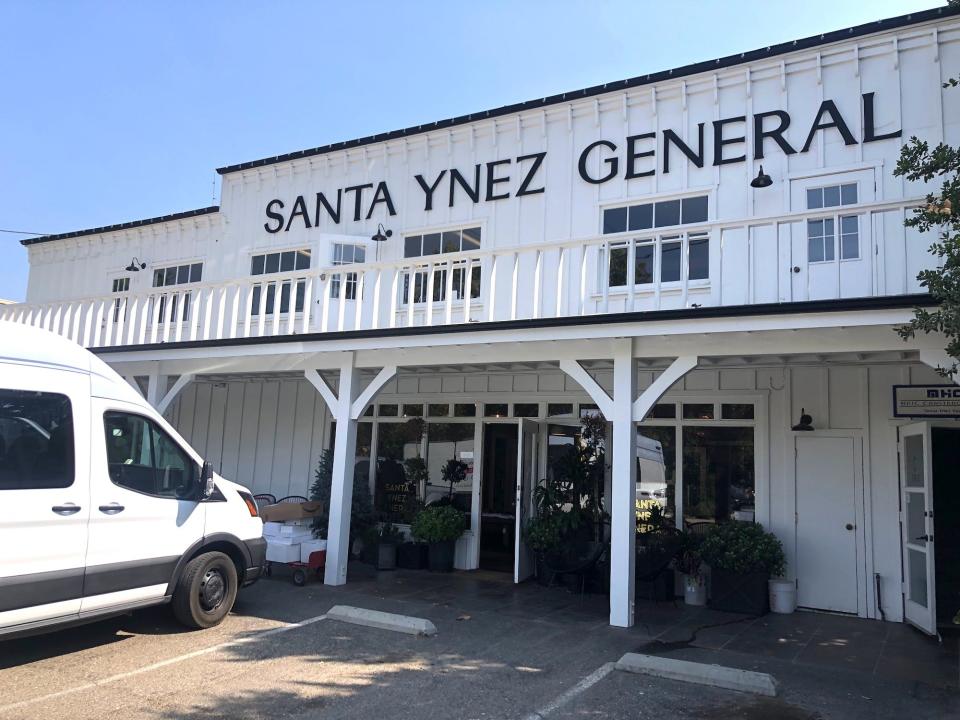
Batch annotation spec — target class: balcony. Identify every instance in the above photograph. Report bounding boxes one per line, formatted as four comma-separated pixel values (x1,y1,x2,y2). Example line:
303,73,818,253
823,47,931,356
0,197,926,350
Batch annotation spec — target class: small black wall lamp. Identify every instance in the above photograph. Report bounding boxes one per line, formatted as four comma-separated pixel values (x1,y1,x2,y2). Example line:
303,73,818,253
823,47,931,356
371,223,393,243
750,165,773,189
125,257,147,272
792,408,814,431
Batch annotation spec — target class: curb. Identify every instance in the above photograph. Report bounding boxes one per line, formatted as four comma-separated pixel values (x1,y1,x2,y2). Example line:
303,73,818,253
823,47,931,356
326,605,438,637
615,652,779,697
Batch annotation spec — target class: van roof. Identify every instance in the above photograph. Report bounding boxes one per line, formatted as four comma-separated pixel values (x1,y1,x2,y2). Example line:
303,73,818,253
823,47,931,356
0,322,98,372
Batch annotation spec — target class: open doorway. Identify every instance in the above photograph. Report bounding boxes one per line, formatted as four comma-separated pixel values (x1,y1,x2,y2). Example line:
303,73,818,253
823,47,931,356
933,428,960,631
479,424,517,572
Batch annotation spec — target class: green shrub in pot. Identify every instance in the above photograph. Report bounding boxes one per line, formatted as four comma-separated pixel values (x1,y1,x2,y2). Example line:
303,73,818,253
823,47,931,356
699,521,785,614
411,505,466,572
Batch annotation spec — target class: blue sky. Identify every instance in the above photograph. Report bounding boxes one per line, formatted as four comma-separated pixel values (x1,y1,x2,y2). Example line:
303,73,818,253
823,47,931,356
0,0,944,301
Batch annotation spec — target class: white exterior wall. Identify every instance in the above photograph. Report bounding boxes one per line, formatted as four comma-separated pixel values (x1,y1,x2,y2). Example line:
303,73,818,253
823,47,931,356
20,16,960,317
167,359,947,622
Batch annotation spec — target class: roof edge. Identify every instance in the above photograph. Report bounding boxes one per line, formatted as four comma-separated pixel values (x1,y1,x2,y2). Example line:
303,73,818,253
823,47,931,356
21,206,221,247
215,5,960,176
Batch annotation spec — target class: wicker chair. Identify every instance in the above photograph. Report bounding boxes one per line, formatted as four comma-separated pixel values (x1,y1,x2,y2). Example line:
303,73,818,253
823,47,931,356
278,495,308,503
543,540,607,599
253,493,276,509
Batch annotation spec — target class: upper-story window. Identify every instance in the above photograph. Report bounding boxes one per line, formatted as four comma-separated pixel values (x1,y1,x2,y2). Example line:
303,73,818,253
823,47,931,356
111,277,130,323
331,243,365,300
603,196,710,288
250,249,310,315
602,196,708,235
404,227,481,258
112,277,130,293
805,183,859,263
153,263,203,288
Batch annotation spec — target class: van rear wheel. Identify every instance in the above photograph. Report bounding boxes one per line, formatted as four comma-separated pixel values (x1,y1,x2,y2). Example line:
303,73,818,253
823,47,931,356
172,551,238,629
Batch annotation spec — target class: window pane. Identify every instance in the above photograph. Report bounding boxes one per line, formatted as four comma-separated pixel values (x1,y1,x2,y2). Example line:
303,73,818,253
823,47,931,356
807,220,825,262
164,267,177,286
250,285,262,315
823,219,835,260
404,235,422,258
279,282,291,313
192,263,204,283
806,188,823,210
295,249,311,270
462,227,482,250
424,423,475,512
841,215,858,234
422,233,441,256
513,403,539,418
378,404,399,417
841,233,859,260
634,244,654,284
682,426,754,525
153,269,164,287
280,251,295,272
647,403,676,419
547,403,573,417
333,244,345,263
688,235,709,280
374,421,422,523
637,427,676,526
0,390,74,490
823,185,841,208
402,404,423,417
442,231,461,254
628,204,653,231
470,265,481,299
104,412,195,499
265,253,280,274
454,403,477,417
661,241,681,282
428,404,450,417
354,246,365,263
579,403,601,419
484,403,508,417
265,284,276,314
295,279,306,312
841,183,858,205
603,206,628,234
682,403,714,420
722,403,755,420
609,246,628,286
654,199,681,227
177,265,190,284
251,255,265,275
681,195,708,224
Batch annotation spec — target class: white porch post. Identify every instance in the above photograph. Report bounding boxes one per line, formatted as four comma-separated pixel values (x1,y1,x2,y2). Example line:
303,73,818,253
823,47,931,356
609,342,637,628
145,369,166,408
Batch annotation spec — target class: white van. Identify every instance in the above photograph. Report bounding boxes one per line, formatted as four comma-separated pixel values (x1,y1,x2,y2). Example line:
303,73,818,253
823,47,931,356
0,322,265,638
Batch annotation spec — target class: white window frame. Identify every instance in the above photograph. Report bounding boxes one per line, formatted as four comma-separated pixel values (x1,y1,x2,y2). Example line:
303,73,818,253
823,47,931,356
602,231,710,290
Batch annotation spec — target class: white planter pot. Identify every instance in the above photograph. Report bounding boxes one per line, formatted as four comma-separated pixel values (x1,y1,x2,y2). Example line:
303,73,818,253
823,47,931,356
769,578,797,614
683,574,707,606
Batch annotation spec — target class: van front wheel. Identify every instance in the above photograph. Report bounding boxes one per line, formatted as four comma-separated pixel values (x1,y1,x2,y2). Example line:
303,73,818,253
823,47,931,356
172,551,238,629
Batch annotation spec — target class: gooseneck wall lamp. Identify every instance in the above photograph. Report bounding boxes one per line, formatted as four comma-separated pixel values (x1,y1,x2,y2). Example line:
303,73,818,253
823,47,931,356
371,223,393,260
750,165,773,189
125,257,147,272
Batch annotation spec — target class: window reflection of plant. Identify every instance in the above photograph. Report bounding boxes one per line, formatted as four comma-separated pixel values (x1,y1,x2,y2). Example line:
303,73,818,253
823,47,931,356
376,418,427,523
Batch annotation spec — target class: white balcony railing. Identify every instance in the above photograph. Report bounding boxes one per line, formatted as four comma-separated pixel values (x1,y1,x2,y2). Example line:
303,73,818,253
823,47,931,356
0,198,926,350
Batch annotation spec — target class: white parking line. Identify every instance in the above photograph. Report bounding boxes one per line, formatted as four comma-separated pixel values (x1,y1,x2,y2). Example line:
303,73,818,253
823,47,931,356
521,662,616,719
0,613,328,716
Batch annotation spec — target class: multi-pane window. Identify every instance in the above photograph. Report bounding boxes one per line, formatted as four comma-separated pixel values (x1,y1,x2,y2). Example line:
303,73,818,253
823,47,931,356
330,243,364,300
402,264,481,304
607,232,709,287
251,249,310,315
805,183,860,263
404,227,481,258
111,277,130,322
602,195,708,235
152,263,202,322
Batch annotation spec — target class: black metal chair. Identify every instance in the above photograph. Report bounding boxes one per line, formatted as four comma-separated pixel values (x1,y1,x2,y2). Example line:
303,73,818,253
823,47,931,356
278,495,308,503
544,541,607,599
253,493,276,509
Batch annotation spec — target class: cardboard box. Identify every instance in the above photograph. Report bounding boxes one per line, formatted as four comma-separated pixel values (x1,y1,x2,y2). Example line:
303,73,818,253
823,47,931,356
300,539,327,563
265,542,301,563
260,501,324,523
268,531,313,546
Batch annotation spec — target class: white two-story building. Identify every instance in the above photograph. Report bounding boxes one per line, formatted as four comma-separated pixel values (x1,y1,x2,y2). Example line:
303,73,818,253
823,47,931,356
4,6,960,635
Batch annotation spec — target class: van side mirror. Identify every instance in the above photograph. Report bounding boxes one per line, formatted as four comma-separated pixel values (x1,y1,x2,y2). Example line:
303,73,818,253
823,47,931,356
200,461,215,499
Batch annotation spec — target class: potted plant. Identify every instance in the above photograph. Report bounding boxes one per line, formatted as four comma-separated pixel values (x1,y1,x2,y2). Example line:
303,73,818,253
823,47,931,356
440,457,468,501
699,521,785,615
376,523,404,570
522,514,563,585
674,532,706,606
309,448,376,552
411,505,466,572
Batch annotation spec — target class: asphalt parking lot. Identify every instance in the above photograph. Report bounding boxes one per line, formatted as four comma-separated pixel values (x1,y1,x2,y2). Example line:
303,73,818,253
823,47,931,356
1,570,957,720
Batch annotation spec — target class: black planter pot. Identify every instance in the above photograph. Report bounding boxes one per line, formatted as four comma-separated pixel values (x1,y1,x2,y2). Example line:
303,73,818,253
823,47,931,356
377,542,398,571
397,542,429,569
427,540,456,572
710,568,769,615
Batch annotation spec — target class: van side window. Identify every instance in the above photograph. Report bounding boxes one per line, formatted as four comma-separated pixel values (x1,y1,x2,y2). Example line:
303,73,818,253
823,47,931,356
0,389,74,490
104,412,196,499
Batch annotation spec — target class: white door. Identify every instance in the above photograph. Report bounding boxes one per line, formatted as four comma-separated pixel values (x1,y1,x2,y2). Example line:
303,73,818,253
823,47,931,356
82,398,206,613
899,422,937,635
795,435,860,614
0,365,91,629
514,419,539,583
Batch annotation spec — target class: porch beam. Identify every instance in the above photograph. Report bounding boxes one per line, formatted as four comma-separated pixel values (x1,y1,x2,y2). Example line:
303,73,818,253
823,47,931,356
558,359,614,418
156,373,195,415
350,365,397,420
632,356,699,421
304,368,338,413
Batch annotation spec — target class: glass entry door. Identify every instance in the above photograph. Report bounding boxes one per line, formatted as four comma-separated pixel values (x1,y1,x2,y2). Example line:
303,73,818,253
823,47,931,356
899,422,936,635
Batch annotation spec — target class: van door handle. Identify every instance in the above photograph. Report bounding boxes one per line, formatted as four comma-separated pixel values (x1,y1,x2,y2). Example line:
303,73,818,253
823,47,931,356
51,504,81,515
98,504,125,515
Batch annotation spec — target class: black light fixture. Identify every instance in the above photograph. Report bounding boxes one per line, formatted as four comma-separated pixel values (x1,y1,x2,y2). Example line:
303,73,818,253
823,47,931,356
125,257,147,272
792,408,814,431
371,223,393,243
750,165,773,189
